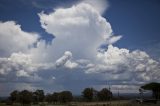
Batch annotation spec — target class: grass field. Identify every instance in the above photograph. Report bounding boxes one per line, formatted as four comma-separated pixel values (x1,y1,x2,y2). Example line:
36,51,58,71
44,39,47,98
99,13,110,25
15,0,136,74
0,100,159,106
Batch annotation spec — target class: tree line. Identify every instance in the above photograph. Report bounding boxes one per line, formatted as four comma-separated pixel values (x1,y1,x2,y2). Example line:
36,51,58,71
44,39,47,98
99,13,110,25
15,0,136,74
7,82,160,105
9,87,112,105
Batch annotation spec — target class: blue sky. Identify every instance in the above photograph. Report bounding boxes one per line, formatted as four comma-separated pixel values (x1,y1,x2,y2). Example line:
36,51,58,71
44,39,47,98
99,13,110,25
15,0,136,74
105,0,160,51
1,0,160,52
0,0,160,96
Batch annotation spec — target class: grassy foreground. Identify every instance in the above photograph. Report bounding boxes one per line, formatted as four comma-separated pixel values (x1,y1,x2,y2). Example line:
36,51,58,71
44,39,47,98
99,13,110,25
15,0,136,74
0,100,159,106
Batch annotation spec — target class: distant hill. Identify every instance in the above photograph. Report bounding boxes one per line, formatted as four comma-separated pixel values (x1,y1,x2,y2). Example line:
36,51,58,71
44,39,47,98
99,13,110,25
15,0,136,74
0,97,8,101
113,92,152,99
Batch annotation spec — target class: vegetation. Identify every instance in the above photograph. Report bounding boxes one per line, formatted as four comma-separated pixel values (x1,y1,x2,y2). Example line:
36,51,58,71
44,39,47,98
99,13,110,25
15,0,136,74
32,89,45,103
1,82,160,106
97,88,112,101
81,88,112,102
82,88,95,101
19,90,32,105
7,87,112,105
45,91,73,103
45,93,53,103
9,90,19,103
9,90,73,105
141,82,160,99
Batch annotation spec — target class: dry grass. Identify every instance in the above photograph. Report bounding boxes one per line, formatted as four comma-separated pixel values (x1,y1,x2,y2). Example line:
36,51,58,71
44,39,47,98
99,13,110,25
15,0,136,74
69,100,159,106
0,100,159,106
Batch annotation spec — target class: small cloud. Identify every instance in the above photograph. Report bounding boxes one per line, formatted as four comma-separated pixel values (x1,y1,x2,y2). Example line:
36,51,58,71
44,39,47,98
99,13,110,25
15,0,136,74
106,35,122,44
55,51,78,69
52,76,56,80
55,51,72,67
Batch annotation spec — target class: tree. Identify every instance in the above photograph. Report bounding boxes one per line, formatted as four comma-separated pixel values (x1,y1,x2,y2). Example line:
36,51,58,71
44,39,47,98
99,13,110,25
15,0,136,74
10,90,19,103
97,88,112,101
58,91,73,103
19,90,32,105
141,82,160,99
45,93,53,103
52,92,59,103
45,91,72,103
82,88,94,101
33,89,45,102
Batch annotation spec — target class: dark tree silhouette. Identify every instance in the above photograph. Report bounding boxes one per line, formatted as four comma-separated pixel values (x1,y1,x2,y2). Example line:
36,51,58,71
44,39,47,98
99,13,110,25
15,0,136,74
45,93,53,103
58,91,73,103
141,82,160,99
97,88,112,101
33,89,45,103
82,88,94,101
52,92,59,103
19,90,32,105
10,90,19,103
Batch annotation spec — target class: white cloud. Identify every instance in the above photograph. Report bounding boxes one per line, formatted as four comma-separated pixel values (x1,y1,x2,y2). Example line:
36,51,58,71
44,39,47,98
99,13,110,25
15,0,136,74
0,0,160,95
56,51,72,67
56,51,78,69
38,2,118,60
52,76,56,80
64,60,78,69
97,45,129,65
106,35,122,44
0,21,39,57
86,45,160,82
83,0,109,14
16,70,30,77
0,52,37,77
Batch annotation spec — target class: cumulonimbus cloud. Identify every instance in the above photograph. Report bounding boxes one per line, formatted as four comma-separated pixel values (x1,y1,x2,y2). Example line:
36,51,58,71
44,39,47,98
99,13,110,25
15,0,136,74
0,0,160,95
38,2,121,60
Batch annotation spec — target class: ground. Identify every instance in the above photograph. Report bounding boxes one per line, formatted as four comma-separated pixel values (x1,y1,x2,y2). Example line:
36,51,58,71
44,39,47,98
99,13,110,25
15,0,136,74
0,100,160,106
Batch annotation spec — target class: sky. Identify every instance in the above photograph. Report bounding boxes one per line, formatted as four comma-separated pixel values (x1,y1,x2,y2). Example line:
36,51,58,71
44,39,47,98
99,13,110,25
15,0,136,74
0,0,160,96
